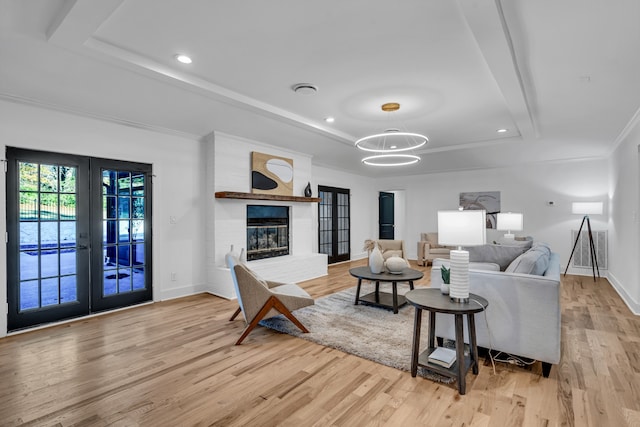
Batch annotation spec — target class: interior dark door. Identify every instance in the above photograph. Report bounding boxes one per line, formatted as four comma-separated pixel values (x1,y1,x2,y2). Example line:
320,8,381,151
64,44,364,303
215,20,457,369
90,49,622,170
379,192,395,239
6,148,91,330
318,186,350,264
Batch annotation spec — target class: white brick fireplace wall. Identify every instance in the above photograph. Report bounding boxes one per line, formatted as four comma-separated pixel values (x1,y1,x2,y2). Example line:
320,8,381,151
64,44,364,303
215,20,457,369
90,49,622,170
206,132,327,299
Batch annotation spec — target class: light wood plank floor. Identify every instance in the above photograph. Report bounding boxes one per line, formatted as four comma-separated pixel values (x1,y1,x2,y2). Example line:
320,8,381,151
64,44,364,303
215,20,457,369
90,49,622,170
1,259,639,426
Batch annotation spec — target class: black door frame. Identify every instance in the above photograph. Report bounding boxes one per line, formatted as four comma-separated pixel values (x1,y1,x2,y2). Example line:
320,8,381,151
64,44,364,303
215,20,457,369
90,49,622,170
6,148,91,330
318,185,351,264
6,148,153,331
379,191,395,239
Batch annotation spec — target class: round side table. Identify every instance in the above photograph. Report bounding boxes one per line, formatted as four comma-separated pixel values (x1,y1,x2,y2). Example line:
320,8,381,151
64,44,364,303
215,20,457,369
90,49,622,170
405,288,488,395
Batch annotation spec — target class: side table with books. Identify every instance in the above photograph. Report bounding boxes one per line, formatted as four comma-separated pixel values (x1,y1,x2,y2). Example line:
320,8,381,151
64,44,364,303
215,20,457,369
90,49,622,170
405,288,488,395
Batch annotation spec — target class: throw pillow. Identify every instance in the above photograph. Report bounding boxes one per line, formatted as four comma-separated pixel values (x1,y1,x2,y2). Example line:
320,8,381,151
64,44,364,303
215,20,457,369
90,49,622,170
426,232,442,248
465,244,528,271
382,249,403,260
494,236,534,249
505,244,551,275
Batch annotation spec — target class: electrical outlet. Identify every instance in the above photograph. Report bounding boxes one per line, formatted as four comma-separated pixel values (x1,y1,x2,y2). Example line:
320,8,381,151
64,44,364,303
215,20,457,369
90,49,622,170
171,272,176,281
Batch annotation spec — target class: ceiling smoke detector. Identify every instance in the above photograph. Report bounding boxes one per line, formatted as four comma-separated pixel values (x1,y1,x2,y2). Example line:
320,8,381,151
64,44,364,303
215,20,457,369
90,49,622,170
292,83,318,95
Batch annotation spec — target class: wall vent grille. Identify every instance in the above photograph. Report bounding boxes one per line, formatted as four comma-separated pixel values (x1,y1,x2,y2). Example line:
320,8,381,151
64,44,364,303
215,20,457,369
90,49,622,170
571,230,607,270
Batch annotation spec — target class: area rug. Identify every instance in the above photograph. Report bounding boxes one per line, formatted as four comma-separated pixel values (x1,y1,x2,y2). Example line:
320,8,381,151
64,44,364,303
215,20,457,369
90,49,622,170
260,283,455,382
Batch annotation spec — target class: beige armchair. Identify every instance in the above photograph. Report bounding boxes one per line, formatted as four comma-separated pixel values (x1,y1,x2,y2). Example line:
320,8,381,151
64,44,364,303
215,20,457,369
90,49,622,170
417,232,453,266
228,257,314,345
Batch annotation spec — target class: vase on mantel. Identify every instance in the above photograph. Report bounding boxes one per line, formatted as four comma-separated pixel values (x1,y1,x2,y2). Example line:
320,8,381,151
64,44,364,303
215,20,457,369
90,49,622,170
369,244,384,274
239,248,247,264
225,245,239,268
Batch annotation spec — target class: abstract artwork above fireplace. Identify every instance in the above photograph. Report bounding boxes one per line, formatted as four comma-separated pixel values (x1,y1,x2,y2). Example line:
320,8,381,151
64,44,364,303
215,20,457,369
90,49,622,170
251,151,294,196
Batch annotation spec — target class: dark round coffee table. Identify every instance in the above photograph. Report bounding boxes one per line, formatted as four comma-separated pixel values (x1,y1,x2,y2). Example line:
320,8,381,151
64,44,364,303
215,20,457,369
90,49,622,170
349,266,424,314
405,288,488,395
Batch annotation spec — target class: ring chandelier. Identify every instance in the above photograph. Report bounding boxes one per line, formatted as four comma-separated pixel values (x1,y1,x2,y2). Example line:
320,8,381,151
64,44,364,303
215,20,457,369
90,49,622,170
356,103,428,166
361,154,422,167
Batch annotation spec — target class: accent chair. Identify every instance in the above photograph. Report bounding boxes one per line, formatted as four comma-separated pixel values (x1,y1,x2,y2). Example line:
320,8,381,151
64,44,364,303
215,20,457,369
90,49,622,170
227,257,314,345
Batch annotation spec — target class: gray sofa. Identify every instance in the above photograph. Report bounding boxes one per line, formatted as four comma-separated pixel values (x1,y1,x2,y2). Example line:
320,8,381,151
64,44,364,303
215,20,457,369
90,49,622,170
431,242,561,377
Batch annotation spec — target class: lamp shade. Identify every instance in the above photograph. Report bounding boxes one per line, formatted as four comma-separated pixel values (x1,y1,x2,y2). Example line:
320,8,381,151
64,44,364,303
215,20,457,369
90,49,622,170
437,210,487,247
497,212,523,231
571,202,603,215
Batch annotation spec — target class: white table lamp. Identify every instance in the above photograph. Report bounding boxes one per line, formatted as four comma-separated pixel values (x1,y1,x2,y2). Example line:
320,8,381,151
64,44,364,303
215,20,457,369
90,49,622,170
438,209,487,303
497,212,523,239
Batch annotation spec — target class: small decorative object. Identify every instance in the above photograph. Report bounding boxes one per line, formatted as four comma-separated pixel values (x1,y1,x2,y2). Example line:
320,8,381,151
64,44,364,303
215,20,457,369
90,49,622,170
239,248,247,264
225,244,239,268
364,240,384,274
304,182,312,197
440,265,450,295
385,256,408,274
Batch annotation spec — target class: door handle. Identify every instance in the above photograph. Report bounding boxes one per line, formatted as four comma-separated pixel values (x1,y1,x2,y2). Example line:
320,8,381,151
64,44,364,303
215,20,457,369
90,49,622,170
77,245,89,250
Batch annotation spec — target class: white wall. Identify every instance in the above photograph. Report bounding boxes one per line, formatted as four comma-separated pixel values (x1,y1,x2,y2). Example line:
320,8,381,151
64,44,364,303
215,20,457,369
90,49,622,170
0,100,207,336
609,115,640,314
375,159,610,270
312,165,377,260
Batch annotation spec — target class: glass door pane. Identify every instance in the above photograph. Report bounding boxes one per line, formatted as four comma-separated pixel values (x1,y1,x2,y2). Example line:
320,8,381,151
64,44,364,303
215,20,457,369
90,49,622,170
91,159,152,312
7,149,90,331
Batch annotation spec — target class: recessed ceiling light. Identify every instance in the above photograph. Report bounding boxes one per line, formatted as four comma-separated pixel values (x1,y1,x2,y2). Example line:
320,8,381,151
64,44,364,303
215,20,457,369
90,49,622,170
497,128,508,133
324,117,335,123
292,83,318,95
175,54,192,64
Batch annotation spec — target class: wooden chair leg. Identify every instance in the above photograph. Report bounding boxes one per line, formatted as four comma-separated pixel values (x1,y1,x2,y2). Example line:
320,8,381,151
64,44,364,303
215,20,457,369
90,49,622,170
235,295,309,345
229,307,242,321
270,297,309,334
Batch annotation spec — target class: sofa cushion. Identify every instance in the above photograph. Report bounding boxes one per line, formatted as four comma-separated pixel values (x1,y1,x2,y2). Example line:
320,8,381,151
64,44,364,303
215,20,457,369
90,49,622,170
465,244,528,271
506,243,551,275
430,248,451,255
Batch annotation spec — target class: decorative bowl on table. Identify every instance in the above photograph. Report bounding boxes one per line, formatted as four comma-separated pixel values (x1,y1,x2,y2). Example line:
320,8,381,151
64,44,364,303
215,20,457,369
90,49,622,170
385,256,408,274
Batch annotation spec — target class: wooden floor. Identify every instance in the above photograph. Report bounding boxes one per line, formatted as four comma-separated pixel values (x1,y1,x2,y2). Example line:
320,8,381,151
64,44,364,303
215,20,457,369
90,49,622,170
1,259,639,426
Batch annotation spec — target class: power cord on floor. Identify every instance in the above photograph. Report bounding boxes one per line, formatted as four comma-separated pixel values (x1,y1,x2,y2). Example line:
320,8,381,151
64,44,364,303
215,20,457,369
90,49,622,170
469,298,539,374
469,298,496,375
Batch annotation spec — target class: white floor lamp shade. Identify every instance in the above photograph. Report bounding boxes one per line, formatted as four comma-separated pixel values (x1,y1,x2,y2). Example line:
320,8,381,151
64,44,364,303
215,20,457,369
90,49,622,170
571,202,603,215
438,210,487,303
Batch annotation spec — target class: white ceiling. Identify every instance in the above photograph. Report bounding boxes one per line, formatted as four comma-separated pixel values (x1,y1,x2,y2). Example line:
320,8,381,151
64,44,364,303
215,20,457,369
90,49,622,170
1,0,639,177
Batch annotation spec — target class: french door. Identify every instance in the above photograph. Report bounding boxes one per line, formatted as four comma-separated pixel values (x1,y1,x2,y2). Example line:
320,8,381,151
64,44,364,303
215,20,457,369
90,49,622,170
6,148,153,331
318,185,350,264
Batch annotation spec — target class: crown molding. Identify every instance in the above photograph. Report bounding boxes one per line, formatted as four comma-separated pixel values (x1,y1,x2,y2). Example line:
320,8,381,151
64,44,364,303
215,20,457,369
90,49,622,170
0,93,201,141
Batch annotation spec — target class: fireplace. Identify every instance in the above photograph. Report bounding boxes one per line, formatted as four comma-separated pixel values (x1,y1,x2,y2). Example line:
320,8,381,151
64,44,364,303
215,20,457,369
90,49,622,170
246,205,289,261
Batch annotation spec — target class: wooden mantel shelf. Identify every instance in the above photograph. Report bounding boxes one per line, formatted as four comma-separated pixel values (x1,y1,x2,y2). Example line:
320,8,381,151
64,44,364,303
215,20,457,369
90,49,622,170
215,191,321,203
